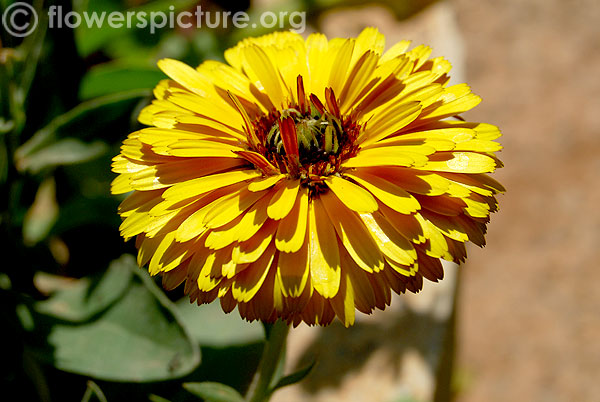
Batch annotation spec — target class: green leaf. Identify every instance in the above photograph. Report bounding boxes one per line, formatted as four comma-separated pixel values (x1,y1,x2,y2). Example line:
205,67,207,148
269,361,316,393
14,89,149,161
49,194,121,236
22,177,58,245
148,394,173,402
183,382,244,402
34,256,133,322
74,0,199,56
175,299,264,347
17,1,47,103
17,138,108,173
0,139,8,184
79,63,165,99
32,255,201,382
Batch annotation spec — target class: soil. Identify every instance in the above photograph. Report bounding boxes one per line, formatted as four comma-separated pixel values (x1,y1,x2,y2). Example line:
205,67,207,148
452,0,600,401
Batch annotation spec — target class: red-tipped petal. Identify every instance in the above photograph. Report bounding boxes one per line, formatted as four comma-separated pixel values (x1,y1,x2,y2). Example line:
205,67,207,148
309,93,325,115
234,150,279,175
227,91,259,148
297,75,307,115
279,116,300,171
325,87,341,119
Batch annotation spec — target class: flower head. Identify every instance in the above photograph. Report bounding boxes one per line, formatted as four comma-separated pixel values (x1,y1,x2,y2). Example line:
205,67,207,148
112,28,504,326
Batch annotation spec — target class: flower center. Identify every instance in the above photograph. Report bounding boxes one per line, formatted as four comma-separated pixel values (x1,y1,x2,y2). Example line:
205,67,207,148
266,106,344,166
240,77,361,189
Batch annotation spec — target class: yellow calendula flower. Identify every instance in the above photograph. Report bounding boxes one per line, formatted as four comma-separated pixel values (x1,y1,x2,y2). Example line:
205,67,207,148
112,28,504,327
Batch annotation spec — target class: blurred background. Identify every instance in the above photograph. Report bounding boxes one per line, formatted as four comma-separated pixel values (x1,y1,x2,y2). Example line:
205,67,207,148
1,0,598,401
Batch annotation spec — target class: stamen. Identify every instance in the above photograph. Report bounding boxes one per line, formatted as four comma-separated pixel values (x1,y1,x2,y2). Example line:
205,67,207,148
247,84,361,184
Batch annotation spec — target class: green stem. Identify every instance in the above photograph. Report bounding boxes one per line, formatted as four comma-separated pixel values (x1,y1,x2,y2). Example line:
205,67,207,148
246,320,290,402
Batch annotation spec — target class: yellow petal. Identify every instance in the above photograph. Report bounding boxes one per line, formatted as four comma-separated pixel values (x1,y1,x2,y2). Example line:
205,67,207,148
415,213,451,259
241,45,285,107
275,186,308,253
157,58,209,96
155,237,198,273
405,44,432,69
398,127,496,153
204,214,245,250
158,140,244,158
351,61,409,119
359,212,416,267
220,247,249,279
417,84,481,123
416,194,465,216
144,201,200,238
462,196,491,218
174,186,246,242
111,173,133,194
453,139,503,152
422,212,469,242
345,171,420,214
137,235,162,267
354,27,385,57
344,254,376,313
417,152,497,173
203,188,267,229
325,175,378,213
162,170,261,203
232,220,277,264
193,247,222,292
342,147,426,168
320,191,384,273
364,135,456,152
397,82,445,108
380,40,411,63
385,258,418,277
197,59,256,101
165,92,245,130
231,243,275,303
148,232,176,275
118,189,163,217
328,38,355,96
174,114,247,141
308,198,341,298
136,127,234,145
248,174,286,192
329,270,355,327
267,179,300,220
372,125,475,146
120,206,175,239
277,232,310,298
378,204,425,244
472,123,502,140
438,172,493,196
305,33,330,97
272,273,286,313
235,196,271,242
363,166,450,196
358,101,422,146
130,157,247,191
338,50,379,114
